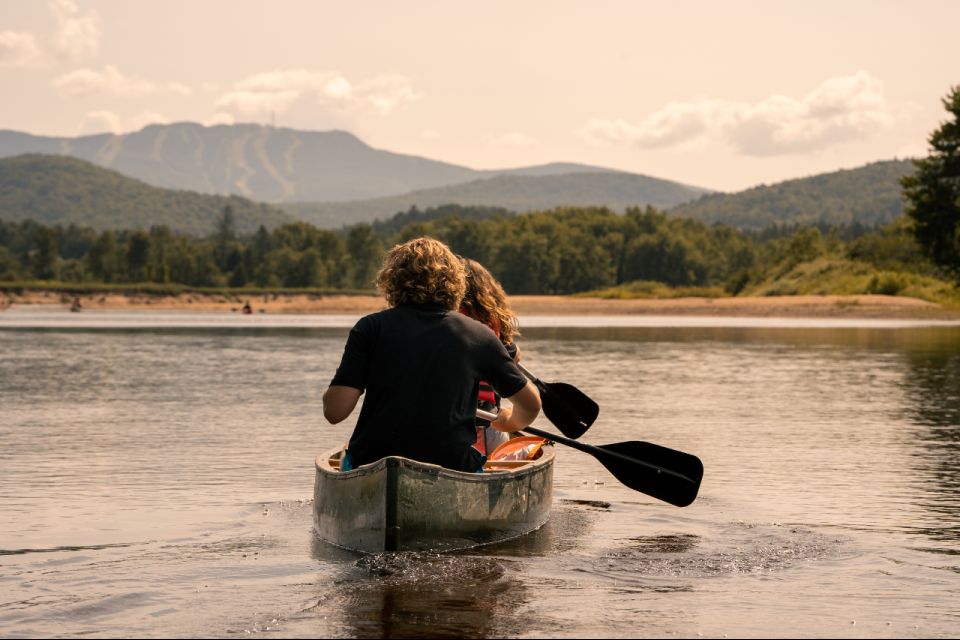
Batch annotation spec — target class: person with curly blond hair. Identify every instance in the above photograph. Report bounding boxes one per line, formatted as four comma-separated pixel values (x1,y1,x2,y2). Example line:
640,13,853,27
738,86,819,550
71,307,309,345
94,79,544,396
323,237,541,472
458,257,522,456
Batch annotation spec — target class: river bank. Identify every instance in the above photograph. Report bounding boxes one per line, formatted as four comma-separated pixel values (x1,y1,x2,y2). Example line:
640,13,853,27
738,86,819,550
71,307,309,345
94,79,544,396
2,288,958,318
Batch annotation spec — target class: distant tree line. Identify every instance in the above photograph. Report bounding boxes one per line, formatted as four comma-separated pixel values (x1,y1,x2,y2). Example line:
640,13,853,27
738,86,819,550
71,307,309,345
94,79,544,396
0,201,941,296
0,206,383,290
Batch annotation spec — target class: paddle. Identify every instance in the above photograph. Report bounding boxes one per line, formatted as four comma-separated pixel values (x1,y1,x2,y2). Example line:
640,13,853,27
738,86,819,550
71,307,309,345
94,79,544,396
516,363,598,439
477,408,703,507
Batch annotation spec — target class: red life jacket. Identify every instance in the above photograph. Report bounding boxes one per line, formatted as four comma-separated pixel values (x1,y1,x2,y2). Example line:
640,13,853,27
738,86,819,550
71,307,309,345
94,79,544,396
460,307,501,406
460,307,503,455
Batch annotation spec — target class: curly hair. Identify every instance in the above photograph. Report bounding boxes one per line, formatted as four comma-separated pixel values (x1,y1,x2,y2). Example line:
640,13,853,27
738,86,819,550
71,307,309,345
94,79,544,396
460,258,520,344
375,237,467,310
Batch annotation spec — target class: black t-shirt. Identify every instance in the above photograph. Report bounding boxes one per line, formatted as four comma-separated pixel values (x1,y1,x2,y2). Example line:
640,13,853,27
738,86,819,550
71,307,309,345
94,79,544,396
330,303,528,471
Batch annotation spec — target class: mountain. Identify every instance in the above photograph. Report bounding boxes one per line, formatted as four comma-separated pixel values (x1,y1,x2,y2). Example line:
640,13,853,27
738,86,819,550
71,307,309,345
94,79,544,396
0,123,627,203
668,159,916,229
0,154,295,235
283,171,713,228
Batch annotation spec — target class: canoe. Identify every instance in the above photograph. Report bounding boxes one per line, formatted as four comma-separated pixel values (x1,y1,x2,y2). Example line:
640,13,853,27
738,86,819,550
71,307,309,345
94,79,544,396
313,445,555,552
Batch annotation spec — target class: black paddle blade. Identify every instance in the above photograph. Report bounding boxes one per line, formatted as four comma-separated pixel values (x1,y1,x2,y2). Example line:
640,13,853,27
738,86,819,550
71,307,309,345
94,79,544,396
539,382,599,439
593,441,703,507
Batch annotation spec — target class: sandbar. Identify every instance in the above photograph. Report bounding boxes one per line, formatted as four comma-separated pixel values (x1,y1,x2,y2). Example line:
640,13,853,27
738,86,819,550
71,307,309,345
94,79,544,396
2,289,958,319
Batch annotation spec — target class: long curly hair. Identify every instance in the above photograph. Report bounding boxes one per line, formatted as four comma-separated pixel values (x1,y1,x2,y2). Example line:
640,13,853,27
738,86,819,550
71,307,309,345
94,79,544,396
460,258,519,344
375,237,466,310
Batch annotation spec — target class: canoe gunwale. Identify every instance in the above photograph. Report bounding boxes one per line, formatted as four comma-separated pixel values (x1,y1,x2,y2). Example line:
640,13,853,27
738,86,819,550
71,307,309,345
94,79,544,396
314,446,555,482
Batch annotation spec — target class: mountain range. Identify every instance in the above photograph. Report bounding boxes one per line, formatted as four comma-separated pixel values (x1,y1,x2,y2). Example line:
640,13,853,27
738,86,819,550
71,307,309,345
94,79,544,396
0,122,918,235
0,122,687,204
284,171,712,228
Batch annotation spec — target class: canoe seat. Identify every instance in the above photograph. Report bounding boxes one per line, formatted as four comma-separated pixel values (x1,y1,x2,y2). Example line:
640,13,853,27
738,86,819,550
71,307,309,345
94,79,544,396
483,459,533,471
328,448,344,471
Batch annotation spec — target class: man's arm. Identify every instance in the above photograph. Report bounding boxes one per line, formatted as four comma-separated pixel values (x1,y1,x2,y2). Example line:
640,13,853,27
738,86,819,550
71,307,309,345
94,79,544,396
323,385,362,424
490,380,540,433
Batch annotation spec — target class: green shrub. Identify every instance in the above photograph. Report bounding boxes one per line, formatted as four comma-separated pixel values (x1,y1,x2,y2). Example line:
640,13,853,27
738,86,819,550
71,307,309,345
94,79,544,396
868,273,906,295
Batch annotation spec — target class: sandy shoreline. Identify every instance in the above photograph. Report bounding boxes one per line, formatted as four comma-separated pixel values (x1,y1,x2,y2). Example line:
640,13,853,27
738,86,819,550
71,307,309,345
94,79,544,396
2,289,958,319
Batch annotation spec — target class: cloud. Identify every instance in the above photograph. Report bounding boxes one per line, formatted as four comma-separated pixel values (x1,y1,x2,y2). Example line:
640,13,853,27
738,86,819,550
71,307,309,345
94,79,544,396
127,111,170,131
727,72,895,155
215,89,302,116
355,74,419,116
581,100,720,149
2,1,101,67
48,0,101,60
80,109,122,134
0,30,41,67
214,68,418,120
53,65,193,98
579,72,896,156
206,112,236,127
79,109,170,134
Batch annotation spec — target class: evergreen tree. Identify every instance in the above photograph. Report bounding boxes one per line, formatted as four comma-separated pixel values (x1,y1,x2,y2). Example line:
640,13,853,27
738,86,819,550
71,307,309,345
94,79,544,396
126,231,151,282
30,226,59,280
215,205,237,271
0,245,21,280
346,224,383,289
901,85,960,278
87,231,119,282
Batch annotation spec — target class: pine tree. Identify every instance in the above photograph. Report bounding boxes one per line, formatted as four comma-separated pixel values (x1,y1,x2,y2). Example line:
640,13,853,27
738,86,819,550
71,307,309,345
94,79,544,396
901,86,960,278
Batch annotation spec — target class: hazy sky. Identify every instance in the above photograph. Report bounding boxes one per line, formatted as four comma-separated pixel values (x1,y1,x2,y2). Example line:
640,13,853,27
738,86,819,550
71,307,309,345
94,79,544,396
2,0,958,192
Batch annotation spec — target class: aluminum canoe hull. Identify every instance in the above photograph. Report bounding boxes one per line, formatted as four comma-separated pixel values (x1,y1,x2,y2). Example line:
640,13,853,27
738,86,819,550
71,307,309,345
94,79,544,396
313,447,554,553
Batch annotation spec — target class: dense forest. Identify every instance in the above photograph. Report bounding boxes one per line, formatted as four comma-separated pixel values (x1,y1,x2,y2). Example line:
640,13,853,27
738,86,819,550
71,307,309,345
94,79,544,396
1,203,955,303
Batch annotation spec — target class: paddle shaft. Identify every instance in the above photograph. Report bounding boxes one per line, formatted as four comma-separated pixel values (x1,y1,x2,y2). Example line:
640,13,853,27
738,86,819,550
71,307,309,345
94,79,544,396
476,408,697,486
516,363,541,387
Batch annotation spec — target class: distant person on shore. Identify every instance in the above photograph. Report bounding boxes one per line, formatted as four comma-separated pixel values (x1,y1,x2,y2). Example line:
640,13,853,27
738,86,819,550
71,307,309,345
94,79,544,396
323,237,541,472
70,297,82,312
242,301,252,314
458,257,523,457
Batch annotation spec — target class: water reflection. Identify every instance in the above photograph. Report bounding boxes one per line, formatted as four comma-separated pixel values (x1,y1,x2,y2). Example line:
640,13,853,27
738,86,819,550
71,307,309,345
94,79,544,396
302,504,594,638
522,325,960,351
304,549,526,639
900,345,960,547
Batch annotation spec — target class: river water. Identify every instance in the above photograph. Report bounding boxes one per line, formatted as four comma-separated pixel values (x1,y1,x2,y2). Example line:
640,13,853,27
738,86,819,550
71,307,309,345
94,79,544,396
1,307,958,638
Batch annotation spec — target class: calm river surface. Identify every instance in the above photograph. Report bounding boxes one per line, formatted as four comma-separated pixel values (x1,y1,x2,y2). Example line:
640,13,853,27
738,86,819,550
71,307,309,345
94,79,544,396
1,308,959,638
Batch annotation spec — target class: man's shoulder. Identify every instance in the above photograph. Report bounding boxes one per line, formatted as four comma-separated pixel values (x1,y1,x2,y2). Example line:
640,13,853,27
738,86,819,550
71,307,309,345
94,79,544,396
445,310,495,334
352,307,390,331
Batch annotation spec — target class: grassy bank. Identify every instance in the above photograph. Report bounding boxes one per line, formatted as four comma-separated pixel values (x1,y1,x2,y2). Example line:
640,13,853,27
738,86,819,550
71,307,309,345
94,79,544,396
580,259,960,309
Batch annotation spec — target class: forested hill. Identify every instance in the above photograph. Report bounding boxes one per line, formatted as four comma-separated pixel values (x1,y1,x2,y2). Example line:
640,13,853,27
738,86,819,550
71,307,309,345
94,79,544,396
0,154,295,235
284,171,712,228
668,159,916,229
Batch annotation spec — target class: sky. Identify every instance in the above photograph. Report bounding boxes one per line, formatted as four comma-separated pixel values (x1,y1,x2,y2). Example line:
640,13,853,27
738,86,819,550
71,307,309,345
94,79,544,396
1,0,958,192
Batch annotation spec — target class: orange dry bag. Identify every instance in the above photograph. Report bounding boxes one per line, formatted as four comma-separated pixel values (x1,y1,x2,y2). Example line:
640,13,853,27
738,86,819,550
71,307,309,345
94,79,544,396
488,436,548,462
